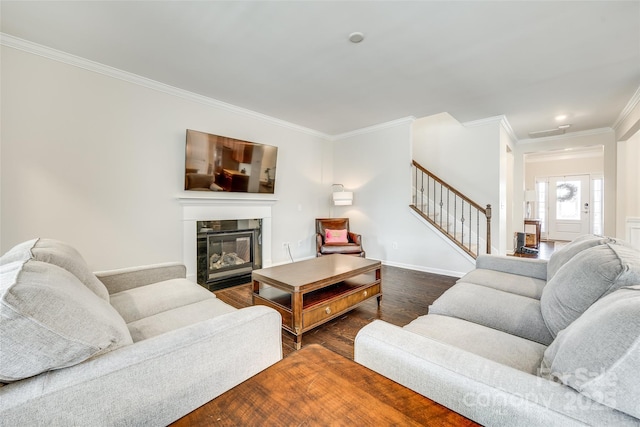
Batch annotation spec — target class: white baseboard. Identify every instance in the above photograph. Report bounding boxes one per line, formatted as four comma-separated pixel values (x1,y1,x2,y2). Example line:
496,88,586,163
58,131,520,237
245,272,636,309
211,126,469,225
378,259,467,278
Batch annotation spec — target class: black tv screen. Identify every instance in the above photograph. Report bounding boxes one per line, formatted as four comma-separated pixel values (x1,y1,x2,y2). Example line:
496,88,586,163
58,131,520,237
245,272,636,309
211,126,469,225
185,129,277,194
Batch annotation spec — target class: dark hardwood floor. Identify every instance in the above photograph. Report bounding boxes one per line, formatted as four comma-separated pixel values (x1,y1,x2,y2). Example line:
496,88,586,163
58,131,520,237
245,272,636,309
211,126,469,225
511,240,556,260
214,265,458,360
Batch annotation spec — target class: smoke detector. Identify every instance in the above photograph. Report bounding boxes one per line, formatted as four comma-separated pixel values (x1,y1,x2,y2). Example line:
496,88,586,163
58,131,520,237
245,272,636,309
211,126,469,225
349,32,364,43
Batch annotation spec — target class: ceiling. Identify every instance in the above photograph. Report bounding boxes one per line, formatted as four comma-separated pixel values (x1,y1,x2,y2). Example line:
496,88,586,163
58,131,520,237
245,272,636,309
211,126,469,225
2,1,639,139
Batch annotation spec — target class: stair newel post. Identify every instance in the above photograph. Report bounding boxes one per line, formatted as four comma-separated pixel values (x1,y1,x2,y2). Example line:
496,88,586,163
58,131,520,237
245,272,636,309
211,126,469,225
485,204,492,254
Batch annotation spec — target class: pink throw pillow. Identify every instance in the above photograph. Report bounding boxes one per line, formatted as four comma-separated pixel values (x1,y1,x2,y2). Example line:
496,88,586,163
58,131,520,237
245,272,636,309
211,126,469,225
325,229,348,243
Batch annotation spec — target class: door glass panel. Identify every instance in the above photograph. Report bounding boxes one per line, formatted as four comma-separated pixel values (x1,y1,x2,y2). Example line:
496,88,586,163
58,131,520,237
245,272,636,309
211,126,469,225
536,181,547,233
556,180,581,220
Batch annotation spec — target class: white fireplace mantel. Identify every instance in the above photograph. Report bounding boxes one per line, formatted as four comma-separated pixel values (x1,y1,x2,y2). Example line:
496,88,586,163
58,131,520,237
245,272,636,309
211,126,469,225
179,194,276,282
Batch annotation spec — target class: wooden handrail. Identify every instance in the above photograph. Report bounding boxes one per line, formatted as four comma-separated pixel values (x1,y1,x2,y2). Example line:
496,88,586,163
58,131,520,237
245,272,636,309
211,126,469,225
411,160,492,257
412,160,486,214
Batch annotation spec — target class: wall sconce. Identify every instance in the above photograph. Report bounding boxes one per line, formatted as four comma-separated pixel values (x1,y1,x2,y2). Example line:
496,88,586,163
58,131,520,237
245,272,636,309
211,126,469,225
332,184,353,206
524,190,537,219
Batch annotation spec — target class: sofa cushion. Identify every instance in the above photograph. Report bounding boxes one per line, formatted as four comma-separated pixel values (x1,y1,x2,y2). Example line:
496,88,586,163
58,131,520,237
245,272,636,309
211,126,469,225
429,282,554,345
0,238,109,301
540,243,640,338
126,298,237,341
541,286,640,419
457,269,546,299
109,278,217,323
320,243,363,255
546,234,615,280
404,314,547,374
0,260,132,382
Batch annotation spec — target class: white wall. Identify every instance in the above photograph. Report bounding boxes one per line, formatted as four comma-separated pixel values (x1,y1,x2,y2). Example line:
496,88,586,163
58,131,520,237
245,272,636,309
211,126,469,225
617,129,640,242
499,124,517,253
615,92,640,244
412,113,508,254
502,127,516,253
332,119,474,277
1,46,330,270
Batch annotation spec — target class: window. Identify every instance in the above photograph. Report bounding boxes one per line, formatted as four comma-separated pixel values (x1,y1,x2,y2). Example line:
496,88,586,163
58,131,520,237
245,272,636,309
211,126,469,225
536,180,547,234
592,177,603,235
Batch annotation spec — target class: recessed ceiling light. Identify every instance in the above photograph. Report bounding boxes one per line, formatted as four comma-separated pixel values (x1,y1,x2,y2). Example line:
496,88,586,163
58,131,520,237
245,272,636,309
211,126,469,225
555,114,567,121
349,32,364,43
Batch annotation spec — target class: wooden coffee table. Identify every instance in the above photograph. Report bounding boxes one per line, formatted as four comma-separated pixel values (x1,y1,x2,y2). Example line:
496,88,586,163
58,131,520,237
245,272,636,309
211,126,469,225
171,344,479,426
251,255,382,349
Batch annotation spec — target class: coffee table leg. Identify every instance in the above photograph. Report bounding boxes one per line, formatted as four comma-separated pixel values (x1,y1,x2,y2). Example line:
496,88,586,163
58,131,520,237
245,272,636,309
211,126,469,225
376,267,382,306
252,280,260,304
292,291,303,350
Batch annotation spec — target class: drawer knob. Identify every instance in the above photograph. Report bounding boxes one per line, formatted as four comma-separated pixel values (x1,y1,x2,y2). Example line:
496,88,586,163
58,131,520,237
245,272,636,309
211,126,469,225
363,290,368,297
325,307,331,315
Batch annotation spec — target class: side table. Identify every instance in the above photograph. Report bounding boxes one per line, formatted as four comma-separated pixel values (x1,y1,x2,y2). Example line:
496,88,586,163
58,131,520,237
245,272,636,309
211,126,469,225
524,218,541,249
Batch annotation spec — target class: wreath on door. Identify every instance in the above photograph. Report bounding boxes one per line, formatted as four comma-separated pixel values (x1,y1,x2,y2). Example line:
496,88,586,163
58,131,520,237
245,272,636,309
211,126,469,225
556,182,578,202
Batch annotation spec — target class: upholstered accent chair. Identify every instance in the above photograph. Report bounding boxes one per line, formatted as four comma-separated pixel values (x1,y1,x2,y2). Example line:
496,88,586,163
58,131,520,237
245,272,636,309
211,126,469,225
315,218,365,257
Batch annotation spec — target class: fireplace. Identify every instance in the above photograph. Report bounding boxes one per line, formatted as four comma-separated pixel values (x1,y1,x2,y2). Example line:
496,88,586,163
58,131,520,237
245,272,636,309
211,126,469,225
179,195,274,285
196,219,262,291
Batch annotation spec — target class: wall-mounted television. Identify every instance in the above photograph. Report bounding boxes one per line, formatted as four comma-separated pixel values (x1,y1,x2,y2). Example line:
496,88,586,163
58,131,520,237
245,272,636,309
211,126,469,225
184,129,277,194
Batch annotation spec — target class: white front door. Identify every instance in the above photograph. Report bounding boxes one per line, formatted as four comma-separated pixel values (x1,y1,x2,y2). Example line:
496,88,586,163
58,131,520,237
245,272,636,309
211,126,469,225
548,175,590,241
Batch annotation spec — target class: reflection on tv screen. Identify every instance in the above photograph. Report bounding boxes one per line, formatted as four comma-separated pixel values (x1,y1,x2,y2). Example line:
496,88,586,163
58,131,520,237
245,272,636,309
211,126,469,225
185,129,277,194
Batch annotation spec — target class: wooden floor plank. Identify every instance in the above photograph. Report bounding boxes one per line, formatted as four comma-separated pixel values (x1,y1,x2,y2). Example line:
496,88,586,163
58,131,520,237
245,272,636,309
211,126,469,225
171,344,479,427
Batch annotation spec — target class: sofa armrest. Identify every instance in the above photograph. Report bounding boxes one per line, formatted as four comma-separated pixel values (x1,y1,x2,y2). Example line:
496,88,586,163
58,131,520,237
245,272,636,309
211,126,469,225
475,254,548,280
0,306,283,426
354,320,637,427
94,262,187,294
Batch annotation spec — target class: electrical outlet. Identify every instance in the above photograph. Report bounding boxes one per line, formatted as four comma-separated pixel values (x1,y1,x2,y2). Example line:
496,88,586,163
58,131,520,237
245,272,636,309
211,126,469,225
392,242,398,249
282,242,290,249
298,240,303,247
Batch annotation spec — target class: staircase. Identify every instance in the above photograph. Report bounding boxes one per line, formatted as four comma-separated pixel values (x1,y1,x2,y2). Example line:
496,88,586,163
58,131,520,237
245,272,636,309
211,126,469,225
411,160,492,259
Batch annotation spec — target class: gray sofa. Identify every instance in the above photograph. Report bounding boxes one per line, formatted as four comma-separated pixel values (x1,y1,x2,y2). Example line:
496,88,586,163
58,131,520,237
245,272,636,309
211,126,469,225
0,238,282,426
355,234,640,426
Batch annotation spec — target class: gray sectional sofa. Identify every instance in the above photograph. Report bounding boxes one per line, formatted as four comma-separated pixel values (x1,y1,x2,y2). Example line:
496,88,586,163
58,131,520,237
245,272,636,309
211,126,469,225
355,235,640,426
0,238,282,426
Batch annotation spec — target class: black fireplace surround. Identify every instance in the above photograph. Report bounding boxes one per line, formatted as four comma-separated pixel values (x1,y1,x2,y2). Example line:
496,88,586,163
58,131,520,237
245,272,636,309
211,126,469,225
196,219,262,291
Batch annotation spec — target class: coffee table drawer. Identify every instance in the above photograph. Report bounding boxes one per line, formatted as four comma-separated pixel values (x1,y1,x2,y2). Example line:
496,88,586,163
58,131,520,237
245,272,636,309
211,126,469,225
303,283,380,329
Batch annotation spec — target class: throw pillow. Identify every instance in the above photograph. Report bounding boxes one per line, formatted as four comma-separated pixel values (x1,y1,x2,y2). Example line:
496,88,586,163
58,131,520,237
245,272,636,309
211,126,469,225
0,238,109,301
546,234,614,280
0,260,132,382
0,238,39,265
540,243,640,338
541,286,640,419
325,229,348,244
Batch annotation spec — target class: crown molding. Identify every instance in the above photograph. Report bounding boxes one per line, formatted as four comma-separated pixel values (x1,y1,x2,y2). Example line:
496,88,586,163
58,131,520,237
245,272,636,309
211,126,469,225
0,33,331,140
612,84,640,132
331,116,416,141
462,115,518,143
